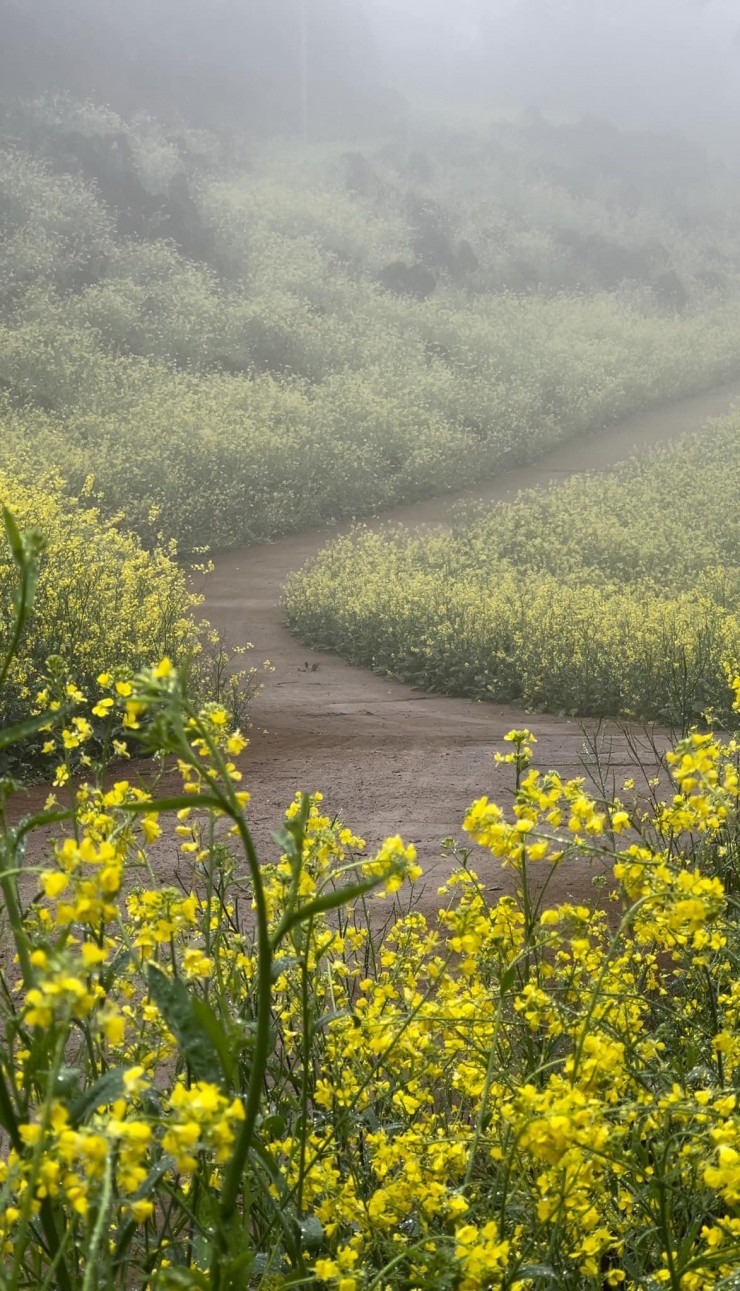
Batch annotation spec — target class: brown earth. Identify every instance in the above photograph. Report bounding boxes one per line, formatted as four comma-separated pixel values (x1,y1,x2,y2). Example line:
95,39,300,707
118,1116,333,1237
199,379,740,909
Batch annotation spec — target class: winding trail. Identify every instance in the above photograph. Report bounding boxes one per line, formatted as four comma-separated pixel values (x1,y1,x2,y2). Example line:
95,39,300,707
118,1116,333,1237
201,378,740,903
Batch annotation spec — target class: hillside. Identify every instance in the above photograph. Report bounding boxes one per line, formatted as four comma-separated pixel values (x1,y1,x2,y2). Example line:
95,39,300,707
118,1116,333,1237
2,100,740,551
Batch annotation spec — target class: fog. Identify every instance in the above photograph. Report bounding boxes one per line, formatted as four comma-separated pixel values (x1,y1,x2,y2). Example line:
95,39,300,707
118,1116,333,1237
2,0,740,144
367,0,740,141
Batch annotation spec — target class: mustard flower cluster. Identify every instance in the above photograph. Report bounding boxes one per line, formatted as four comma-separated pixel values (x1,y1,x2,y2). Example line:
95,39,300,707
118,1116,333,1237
0,475,260,769
0,655,739,1289
284,412,740,729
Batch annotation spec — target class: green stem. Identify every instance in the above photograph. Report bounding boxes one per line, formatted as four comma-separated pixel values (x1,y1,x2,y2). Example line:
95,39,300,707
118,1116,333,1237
82,1149,113,1291
214,812,273,1268
0,836,33,989
463,998,503,1187
0,1059,21,1149
8,1028,72,1291
0,544,32,696
296,920,313,1214
656,1156,681,1291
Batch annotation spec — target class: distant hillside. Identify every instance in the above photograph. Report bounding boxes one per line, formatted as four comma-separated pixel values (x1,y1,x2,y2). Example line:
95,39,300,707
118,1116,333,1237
2,97,740,551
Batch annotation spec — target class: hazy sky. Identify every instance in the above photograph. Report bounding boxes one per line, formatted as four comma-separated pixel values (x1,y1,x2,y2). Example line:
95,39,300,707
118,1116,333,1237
2,0,740,142
366,0,740,137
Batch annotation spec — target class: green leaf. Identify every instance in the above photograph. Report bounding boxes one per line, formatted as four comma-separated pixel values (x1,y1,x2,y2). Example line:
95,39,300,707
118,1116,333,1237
2,511,44,611
120,794,221,815
191,997,239,1085
299,1215,324,1252
270,954,299,982
14,806,74,843
112,1156,176,1267
153,1268,211,1290
100,945,132,994
147,965,221,1083
258,1113,286,1138
315,1009,350,1031
0,712,58,754
69,1069,126,1126
2,508,24,566
277,876,385,939
220,1249,255,1291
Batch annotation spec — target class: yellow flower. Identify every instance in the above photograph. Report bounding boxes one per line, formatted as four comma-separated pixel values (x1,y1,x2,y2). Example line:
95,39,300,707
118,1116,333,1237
41,871,69,899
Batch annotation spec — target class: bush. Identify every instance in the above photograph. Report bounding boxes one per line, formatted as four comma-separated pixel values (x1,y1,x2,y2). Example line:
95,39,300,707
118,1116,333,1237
285,412,740,728
0,148,114,303
2,529,740,1287
0,471,224,762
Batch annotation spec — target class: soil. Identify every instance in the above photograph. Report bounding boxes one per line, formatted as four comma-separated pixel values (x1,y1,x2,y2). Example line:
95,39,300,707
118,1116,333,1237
198,378,740,909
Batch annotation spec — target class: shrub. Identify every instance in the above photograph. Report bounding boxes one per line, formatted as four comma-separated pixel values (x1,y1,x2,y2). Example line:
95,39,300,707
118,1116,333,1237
0,148,114,303
4,289,740,552
0,471,224,762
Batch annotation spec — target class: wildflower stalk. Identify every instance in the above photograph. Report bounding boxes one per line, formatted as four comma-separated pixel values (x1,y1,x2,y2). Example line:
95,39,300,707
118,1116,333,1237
8,1026,71,1291
0,837,32,990
214,809,273,1260
81,1150,113,1291
0,509,41,698
463,995,503,1188
0,1059,21,1149
296,916,313,1215
656,1139,682,1291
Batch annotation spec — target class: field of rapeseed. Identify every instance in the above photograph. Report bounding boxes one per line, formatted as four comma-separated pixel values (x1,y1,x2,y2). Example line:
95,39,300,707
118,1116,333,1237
3,514,740,1289
4,88,740,1287
7,98,740,767
4,101,740,550
286,409,740,730
0,483,253,768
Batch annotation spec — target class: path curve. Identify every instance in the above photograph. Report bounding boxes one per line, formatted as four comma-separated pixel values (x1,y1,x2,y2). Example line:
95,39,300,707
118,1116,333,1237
202,380,740,902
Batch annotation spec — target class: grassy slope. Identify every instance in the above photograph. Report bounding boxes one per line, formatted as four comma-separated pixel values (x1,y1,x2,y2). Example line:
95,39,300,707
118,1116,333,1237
1,101,740,550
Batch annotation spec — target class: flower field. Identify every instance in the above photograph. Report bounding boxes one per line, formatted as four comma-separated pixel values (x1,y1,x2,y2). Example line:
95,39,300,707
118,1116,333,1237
4,90,740,1289
4,103,740,550
5,99,740,762
286,409,740,729
2,522,740,1288
0,480,253,767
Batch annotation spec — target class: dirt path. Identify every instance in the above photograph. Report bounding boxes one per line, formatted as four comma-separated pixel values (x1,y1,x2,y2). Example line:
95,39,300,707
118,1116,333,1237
201,379,740,905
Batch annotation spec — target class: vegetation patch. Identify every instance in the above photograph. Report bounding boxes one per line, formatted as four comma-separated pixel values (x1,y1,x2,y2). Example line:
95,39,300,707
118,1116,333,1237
286,411,740,728
2,524,740,1287
0,471,245,767
4,104,740,550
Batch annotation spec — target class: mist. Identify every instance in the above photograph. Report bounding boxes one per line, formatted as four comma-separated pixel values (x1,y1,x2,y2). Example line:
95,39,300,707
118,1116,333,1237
2,0,740,144
367,0,740,142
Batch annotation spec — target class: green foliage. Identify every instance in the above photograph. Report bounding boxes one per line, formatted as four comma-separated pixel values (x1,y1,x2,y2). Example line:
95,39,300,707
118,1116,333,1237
0,468,239,762
3,288,740,552
285,413,740,728
2,104,740,553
